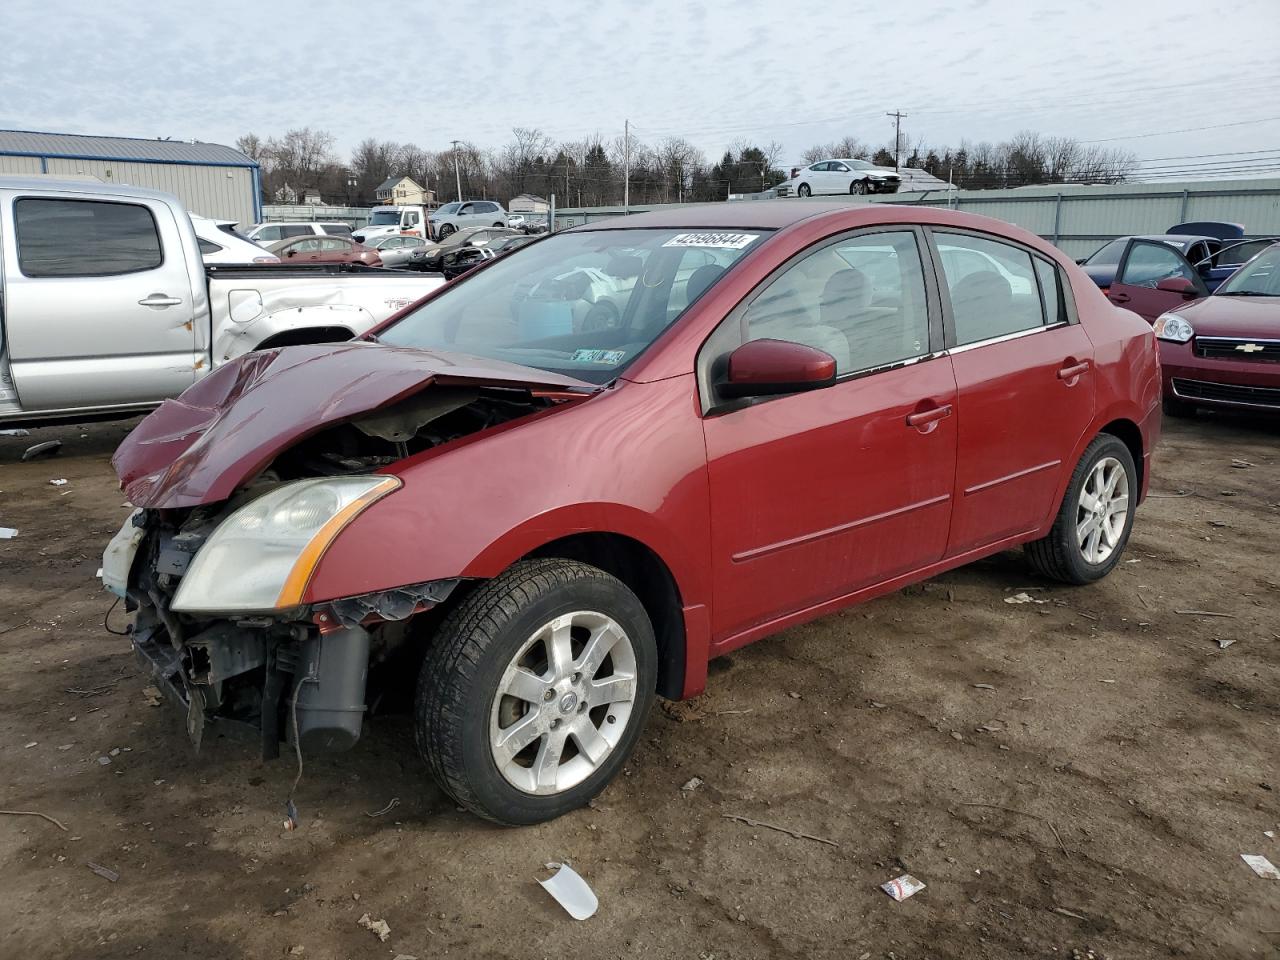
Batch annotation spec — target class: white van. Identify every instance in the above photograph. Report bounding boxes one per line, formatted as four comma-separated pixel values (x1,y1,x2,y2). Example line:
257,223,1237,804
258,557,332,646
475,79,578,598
351,205,431,245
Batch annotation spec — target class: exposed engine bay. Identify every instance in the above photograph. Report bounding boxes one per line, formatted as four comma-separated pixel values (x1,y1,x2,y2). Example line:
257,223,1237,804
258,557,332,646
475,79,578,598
121,384,563,757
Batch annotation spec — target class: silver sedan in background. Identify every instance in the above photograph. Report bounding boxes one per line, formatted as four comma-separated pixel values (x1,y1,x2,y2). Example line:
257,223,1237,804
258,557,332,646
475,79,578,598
370,234,429,268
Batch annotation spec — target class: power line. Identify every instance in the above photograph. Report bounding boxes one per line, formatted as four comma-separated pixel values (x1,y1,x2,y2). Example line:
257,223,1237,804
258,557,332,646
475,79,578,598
1083,115,1280,143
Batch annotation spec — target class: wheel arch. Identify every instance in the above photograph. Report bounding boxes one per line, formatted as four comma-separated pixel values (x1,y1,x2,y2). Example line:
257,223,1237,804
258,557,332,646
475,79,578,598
522,532,687,700
253,325,356,351
1097,417,1144,492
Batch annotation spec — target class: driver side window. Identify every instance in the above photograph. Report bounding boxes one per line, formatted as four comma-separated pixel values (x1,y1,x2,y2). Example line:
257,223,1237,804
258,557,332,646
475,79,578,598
1120,242,1196,288
740,231,931,376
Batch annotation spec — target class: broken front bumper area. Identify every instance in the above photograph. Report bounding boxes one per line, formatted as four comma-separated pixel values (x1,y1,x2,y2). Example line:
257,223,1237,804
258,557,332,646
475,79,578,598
120,510,458,759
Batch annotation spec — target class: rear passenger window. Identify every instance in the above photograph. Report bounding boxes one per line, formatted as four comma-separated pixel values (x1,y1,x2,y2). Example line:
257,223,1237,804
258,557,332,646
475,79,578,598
1035,258,1064,325
197,238,222,255
282,225,313,239
742,230,931,375
15,198,162,278
936,234,1044,345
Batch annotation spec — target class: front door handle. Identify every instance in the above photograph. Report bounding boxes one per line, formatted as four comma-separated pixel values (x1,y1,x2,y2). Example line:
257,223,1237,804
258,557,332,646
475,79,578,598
906,403,953,429
1108,292,1131,303
1057,360,1091,381
138,294,182,307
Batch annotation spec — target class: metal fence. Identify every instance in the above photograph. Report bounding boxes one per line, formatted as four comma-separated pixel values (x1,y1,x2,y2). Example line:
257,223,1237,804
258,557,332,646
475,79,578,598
550,178,1280,260
260,204,371,228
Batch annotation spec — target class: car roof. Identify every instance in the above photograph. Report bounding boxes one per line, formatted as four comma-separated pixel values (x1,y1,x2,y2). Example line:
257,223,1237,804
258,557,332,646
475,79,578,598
1132,234,1217,246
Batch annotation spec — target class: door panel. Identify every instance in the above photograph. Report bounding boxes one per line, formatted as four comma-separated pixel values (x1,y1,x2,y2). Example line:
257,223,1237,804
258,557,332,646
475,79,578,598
931,230,1095,552
705,359,958,639
947,324,1095,552
701,227,954,640
1107,239,1206,322
2,194,198,410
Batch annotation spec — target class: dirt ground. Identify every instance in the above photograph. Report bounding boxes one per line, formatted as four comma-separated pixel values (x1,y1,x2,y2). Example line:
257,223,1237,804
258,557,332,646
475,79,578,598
0,413,1277,960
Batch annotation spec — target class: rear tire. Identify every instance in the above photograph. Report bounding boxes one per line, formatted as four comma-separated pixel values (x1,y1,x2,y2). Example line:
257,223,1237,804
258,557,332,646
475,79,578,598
492,221,505,227
1025,434,1137,584
1163,396,1196,418
415,559,656,825
797,183,811,198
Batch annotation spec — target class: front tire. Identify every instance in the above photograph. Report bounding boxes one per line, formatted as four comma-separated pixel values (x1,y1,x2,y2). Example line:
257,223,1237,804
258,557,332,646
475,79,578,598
852,179,869,195
1025,434,1137,584
415,559,656,825
437,223,456,238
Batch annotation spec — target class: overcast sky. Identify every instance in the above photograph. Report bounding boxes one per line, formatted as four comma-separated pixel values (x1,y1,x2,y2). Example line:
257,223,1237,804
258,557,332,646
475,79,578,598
2,0,1279,177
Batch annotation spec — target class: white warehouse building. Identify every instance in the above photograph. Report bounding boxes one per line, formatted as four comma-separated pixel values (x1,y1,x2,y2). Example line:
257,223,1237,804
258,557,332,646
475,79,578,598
0,129,261,225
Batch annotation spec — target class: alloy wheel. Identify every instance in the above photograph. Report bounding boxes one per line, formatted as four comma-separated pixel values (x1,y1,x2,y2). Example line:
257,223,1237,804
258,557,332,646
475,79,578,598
488,610,638,795
1076,456,1129,564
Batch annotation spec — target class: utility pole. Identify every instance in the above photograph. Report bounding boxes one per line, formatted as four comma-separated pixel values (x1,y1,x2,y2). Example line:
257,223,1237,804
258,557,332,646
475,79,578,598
450,139,462,201
886,110,907,172
623,119,630,215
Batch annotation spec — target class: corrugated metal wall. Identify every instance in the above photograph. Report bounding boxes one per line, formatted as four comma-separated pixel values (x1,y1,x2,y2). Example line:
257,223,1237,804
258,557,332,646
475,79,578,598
261,204,372,228
0,156,257,225
552,178,1280,260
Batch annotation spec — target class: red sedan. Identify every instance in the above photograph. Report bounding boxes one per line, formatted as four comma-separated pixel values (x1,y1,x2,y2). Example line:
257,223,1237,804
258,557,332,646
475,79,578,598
267,234,383,266
1155,242,1280,416
106,202,1160,824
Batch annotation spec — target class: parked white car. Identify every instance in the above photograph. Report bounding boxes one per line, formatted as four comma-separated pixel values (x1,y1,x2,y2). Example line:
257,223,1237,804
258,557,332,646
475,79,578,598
369,234,429,268
245,222,353,245
428,200,509,238
190,215,279,264
776,159,902,197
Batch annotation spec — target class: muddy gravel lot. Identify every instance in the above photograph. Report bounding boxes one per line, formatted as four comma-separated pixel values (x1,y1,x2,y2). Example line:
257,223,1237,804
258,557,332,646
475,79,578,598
1,415,1277,960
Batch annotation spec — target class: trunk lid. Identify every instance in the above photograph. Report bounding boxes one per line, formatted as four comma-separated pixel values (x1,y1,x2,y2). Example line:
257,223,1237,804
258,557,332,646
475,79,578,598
113,342,594,509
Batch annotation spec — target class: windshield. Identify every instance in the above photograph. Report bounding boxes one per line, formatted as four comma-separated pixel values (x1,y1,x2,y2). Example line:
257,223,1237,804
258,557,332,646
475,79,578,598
1215,243,1280,296
435,203,461,215
1085,239,1127,266
367,211,402,225
379,227,768,383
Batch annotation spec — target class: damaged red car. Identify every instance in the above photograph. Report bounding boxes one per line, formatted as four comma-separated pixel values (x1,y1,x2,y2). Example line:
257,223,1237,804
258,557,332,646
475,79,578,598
104,202,1161,824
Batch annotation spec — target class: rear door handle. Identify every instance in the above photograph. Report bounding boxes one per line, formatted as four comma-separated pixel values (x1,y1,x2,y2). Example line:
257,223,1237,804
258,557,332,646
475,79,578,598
138,294,182,307
1058,360,1091,380
906,403,953,428
1108,292,1131,303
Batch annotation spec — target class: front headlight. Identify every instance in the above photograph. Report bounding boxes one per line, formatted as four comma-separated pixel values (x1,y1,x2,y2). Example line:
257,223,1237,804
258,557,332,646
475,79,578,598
1153,312,1194,343
171,476,400,613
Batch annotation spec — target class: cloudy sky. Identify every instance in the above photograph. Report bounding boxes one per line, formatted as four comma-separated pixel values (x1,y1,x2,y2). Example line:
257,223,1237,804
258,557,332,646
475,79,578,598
2,0,1278,177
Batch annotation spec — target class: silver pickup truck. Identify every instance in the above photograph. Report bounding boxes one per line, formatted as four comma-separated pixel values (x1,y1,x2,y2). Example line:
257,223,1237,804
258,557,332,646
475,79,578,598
0,177,444,426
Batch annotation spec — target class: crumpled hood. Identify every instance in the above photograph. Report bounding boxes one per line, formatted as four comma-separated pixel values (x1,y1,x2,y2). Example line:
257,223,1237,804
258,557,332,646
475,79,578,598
113,342,593,509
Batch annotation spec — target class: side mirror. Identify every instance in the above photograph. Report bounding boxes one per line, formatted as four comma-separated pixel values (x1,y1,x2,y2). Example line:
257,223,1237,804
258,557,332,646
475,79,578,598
286,249,298,258
720,339,837,399
1155,276,1198,297
1074,257,1088,265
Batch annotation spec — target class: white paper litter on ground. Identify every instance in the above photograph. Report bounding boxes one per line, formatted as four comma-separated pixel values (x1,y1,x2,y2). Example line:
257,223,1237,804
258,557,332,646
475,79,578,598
1003,592,1045,605
881,874,926,901
0,527,16,539
539,862,598,919
49,478,68,486
1241,854,1279,879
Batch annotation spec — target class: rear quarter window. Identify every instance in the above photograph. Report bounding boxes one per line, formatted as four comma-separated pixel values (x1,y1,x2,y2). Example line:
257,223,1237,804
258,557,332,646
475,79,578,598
15,198,163,278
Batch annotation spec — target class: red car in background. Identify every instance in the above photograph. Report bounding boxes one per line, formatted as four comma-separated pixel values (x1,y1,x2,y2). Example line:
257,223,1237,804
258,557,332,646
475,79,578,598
105,202,1160,825
1155,242,1280,416
267,234,383,266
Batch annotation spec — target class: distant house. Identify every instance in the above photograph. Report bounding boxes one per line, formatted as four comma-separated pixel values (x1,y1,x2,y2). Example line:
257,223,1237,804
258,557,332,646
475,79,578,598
302,188,324,205
375,175,434,207
509,193,550,215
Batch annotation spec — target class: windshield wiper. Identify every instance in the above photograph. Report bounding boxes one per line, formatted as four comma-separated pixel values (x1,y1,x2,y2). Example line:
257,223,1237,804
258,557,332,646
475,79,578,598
1215,290,1276,296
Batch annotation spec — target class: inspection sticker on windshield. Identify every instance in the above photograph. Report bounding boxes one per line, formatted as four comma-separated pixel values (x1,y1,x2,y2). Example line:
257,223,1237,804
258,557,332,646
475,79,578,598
571,348,626,364
663,232,758,249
